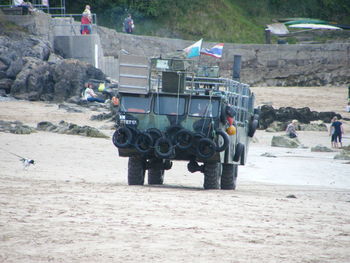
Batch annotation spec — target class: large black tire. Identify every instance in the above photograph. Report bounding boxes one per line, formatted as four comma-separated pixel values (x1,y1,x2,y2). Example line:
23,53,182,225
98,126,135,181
196,138,216,159
215,130,229,152
240,145,246,165
248,119,258,137
135,132,153,154
112,127,132,148
220,164,238,190
148,169,164,185
233,143,244,162
154,137,174,158
174,129,193,150
128,156,146,185
146,128,162,144
203,162,220,190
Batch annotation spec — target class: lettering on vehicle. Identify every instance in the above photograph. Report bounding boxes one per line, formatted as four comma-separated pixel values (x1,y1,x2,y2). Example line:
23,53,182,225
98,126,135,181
119,115,138,125
122,120,137,125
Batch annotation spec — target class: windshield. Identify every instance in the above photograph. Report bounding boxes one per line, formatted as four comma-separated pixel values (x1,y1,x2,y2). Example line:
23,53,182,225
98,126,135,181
189,98,219,117
120,95,151,113
154,96,185,115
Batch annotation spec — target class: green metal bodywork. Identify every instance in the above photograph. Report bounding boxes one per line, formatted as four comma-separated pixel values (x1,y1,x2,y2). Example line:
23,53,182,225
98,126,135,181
116,57,255,164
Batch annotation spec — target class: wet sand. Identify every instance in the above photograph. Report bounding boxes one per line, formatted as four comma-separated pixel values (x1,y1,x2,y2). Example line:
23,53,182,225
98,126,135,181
0,86,350,263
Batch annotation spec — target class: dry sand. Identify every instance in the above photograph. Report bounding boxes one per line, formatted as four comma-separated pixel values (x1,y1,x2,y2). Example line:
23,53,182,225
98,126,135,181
0,86,350,263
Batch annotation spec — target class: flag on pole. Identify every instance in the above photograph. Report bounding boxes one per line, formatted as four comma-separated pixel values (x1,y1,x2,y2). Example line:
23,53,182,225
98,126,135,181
183,39,203,58
200,43,224,58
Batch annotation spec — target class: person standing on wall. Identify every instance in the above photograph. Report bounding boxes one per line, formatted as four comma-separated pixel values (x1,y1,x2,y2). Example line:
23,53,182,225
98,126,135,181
81,5,92,34
123,14,134,34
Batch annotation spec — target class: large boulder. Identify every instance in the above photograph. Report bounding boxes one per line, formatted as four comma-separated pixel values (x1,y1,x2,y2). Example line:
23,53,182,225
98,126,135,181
1,33,106,102
37,120,108,138
259,105,276,129
259,105,343,127
52,59,105,102
311,145,334,152
334,150,350,160
10,57,53,100
318,112,341,123
10,57,106,102
271,135,301,148
6,57,23,79
0,120,36,134
0,78,13,93
276,107,305,123
266,121,287,132
299,122,328,131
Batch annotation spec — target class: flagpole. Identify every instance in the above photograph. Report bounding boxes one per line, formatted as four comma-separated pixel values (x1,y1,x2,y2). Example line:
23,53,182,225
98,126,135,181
197,53,202,74
218,55,222,77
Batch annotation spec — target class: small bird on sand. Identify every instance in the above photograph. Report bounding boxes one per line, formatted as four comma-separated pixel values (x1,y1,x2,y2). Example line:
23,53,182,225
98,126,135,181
0,147,35,169
20,158,35,168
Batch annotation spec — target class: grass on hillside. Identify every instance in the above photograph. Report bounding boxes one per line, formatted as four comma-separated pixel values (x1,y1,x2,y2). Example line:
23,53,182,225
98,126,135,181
0,10,28,35
93,0,350,44
135,0,265,43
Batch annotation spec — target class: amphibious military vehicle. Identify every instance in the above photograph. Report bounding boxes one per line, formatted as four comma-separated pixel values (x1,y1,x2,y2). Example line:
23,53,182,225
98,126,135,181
112,54,258,189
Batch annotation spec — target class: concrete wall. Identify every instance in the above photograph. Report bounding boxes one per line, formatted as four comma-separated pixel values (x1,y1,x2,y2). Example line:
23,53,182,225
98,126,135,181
97,26,350,86
54,35,103,68
50,19,117,80
3,12,51,40
3,13,349,86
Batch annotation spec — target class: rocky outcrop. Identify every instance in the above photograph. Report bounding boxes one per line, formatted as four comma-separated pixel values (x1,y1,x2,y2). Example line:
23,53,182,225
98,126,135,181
266,120,328,132
0,32,107,102
271,135,301,148
265,121,287,132
334,150,350,160
36,121,109,138
0,119,109,138
299,122,328,132
0,120,36,134
311,145,334,152
259,105,342,129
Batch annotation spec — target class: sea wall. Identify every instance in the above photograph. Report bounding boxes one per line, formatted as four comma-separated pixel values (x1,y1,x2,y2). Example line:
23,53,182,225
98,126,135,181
97,26,350,87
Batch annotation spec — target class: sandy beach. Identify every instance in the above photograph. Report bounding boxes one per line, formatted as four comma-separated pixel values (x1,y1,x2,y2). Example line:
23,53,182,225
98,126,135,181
0,86,350,263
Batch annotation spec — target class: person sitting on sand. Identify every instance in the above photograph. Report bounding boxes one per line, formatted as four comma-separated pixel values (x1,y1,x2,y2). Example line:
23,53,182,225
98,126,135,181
286,120,298,138
83,83,105,103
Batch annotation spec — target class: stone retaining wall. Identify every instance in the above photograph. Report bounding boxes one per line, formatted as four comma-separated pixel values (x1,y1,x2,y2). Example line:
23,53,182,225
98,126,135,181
97,26,350,87
3,13,349,87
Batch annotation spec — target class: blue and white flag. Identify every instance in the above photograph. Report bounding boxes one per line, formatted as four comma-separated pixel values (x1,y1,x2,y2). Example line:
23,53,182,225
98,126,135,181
200,43,224,58
183,39,203,58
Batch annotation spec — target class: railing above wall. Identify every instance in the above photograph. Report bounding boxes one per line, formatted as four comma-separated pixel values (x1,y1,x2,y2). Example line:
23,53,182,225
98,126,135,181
0,0,66,14
50,13,98,35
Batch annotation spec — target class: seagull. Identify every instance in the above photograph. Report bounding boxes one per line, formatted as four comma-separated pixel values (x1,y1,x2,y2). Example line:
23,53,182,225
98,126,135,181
0,147,35,169
20,158,35,168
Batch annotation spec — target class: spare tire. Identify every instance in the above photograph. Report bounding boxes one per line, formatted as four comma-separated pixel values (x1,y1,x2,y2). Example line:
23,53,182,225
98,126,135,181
196,138,216,159
155,137,174,158
175,129,194,150
233,143,244,162
112,127,132,148
248,119,258,137
146,128,162,144
215,130,229,152
135,132,154,154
